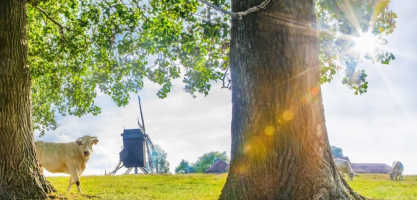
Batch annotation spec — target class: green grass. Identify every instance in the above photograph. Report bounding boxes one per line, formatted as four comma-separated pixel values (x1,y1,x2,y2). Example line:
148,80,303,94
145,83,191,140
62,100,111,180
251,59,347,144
349,174,417,200
47,173,417,199
47,174,227,200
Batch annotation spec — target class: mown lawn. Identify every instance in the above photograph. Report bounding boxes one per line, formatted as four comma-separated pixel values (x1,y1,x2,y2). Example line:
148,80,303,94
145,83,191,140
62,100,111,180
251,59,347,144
47,173,417,199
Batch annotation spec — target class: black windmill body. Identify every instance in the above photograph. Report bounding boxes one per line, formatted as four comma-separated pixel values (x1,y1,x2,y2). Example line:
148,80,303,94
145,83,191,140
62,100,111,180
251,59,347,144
110,95,155,175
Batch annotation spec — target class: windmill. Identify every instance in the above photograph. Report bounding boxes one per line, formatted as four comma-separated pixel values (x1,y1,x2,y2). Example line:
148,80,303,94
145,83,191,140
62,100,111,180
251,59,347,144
109,95,155,175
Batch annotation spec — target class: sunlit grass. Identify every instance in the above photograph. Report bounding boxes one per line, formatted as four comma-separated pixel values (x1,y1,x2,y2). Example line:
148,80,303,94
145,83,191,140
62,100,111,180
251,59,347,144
47,174,227,200
349,173,417,200
46,173,417,199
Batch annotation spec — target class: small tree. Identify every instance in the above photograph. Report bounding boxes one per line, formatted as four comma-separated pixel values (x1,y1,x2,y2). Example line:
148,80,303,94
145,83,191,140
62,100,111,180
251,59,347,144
331,146,344,158
150,145,170,174
193,151,229,173
175,159,194,174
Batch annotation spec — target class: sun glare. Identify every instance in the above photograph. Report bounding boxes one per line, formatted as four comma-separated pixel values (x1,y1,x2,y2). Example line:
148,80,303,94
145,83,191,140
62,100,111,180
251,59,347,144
352,31,379,55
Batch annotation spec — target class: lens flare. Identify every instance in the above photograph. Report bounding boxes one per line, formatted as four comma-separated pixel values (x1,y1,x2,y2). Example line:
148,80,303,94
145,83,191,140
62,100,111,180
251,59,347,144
264,126,274,136
352,31,379,55
311,87,319,95
283,110,294,121
244,144,251,154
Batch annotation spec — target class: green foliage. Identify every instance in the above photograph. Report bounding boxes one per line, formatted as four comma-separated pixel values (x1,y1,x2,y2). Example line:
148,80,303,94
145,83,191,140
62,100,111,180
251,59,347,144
150,144,170,174
175,159,194,174
331,146,344,157
27,0,230,135
316,0,396,95
26,0,396,135
192,151,229,173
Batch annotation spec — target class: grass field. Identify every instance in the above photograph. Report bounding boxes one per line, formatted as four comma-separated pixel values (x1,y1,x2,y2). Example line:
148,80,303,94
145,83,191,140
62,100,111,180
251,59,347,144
47,173,417,199
349,174,417,200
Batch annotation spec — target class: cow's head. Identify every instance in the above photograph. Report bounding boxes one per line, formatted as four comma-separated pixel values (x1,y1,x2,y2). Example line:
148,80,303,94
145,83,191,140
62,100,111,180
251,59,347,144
75,135,99,158
389,172,396,181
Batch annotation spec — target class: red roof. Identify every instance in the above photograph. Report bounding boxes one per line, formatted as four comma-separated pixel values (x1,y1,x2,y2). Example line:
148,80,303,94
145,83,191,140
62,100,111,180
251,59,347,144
204,160,229,173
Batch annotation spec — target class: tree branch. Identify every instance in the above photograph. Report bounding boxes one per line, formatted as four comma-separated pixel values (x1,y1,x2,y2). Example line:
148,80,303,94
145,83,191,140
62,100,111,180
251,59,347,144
221,67,231,89
34,6,70,42
198,0,270,19
34,6,90,47
198,0,237,18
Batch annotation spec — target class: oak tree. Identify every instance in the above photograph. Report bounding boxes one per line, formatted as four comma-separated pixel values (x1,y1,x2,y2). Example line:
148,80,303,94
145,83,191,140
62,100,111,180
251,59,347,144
220,1,395,198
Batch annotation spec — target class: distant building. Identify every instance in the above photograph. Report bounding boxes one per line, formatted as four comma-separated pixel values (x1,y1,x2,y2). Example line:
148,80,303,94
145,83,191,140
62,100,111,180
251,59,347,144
351,163,392,173
334,156,391,173
205,160,229,174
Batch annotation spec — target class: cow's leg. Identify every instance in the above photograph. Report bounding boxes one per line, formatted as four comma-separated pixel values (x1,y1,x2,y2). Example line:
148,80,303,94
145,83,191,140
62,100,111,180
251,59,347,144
75,177,82,193
67,176,74,191
72,168,82,193
67,167,82,193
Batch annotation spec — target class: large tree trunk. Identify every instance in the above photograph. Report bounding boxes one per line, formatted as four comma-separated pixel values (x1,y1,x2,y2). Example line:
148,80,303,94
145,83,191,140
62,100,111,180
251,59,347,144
220,1,365,199
0,0,55,199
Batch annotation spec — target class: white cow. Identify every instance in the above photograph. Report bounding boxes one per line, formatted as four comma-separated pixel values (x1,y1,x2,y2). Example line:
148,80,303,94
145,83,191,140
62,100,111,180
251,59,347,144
35,135,99,193
389,161,404,181
334,158,355,181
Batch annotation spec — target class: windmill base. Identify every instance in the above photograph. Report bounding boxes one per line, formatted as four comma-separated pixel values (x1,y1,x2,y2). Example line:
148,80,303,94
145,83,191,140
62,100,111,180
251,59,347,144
109,161,149,175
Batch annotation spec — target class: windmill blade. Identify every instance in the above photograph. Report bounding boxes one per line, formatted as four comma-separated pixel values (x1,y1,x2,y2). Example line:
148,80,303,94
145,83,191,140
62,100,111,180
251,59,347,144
137,118,145,134
138,95,146,132
145,134,154,149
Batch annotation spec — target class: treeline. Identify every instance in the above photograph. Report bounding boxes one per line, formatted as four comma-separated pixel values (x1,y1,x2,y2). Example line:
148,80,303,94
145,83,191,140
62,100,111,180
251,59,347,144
146,144,170,174
175,151,229,174
331,146,344,157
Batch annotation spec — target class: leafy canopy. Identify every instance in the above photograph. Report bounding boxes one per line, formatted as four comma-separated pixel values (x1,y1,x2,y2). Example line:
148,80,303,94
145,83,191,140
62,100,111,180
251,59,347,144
149,144,170,174
316,0,396,94
27,0,396,135
175,159,194,174
331,146,344,157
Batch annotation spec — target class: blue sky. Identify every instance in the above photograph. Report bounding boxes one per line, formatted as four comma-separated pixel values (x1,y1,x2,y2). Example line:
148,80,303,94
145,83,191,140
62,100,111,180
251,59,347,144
36,0,417,176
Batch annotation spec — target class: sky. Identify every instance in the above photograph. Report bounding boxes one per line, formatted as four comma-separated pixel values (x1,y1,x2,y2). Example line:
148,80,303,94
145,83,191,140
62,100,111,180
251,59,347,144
35,0,417,176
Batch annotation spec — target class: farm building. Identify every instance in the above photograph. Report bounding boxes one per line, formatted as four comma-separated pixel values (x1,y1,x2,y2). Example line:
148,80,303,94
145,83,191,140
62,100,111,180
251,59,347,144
351,163,392,173
334,156,391,173
205,160,229,174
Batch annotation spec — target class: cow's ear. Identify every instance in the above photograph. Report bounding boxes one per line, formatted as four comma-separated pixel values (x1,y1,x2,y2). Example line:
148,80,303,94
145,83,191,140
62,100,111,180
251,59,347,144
75,138,83,145
92,137,99,145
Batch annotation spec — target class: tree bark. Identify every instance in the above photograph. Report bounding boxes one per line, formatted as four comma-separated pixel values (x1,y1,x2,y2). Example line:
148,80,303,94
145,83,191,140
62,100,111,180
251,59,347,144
0,0,55,199
220,0,366,199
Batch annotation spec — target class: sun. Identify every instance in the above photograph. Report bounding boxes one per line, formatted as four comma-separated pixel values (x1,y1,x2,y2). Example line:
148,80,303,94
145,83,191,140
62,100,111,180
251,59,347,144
352,31,379,55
